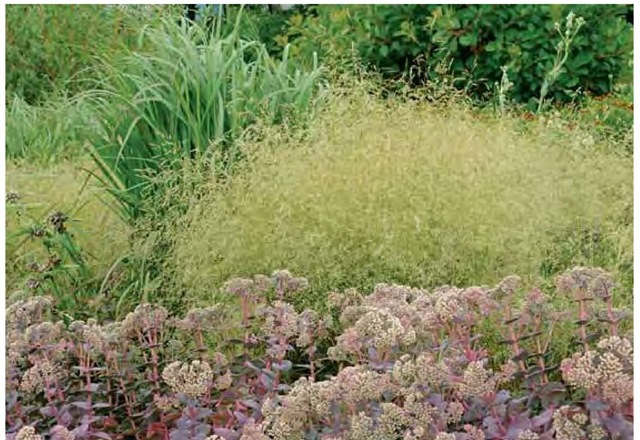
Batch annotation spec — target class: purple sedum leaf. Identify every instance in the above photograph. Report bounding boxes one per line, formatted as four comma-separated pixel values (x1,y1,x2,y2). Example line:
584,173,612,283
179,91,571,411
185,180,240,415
213,427,241,440
531,408,554,428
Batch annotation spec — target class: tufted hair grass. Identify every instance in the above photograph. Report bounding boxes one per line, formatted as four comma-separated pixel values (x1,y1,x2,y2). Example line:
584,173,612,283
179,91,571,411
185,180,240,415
169,88,632,309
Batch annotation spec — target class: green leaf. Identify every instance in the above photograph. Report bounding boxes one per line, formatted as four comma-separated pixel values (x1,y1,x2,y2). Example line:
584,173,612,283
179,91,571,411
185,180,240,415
485,41,501,52
459,32,478,47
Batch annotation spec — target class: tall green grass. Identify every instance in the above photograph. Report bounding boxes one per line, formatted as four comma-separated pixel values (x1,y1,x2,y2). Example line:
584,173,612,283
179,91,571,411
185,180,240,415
88,14,325,223
6,95,98,164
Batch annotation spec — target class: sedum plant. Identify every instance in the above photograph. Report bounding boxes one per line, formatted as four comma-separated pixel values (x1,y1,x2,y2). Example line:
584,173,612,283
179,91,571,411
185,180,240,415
6,268,632,439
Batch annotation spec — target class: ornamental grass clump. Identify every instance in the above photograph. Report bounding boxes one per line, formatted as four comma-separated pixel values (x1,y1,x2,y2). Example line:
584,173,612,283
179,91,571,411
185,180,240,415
88,12,324,223
6,268,632,439
172,87,631,308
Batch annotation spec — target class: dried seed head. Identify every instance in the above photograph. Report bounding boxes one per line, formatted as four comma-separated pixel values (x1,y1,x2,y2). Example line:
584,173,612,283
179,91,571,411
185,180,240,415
20,359,58,393
446,401,464,423
586,424,607,440
516,430,539,440
369,283,411,306
25,321,64,347
597,336,633,359
401,389,436,429
272,269,308,297
464,425,486,440
458,360,495,399
6,297,53,332
377,402,409,436
561,336,633,406
523,288,548,314
552,406,587,440
7,332,29,370
121,303,168,337
261,300,299,340
223,277,255,297
288,276,309,293
239,418,270,440
162,360,213,398
348,412,374,440
173,305,226,332
555,267,611,300
47,211,68,233
102,322,124,347
601,373,633,406
212,351,229,368
154,393,179,412
433,288,463,322
254,274,272,292
498,360,519,383
214,370,233,390
272,269,293,295
296,309,319,347
15,426,43,440
69,319,105,349
335,366,394,406
6,191,20,204
354,308,407,352
328,288,363,310
561,351,599,390
462,286,499,315
497,275,521,296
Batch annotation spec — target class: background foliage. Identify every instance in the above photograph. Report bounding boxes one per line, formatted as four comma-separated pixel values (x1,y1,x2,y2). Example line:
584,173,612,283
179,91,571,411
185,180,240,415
5,5,148,104
242,4,633,107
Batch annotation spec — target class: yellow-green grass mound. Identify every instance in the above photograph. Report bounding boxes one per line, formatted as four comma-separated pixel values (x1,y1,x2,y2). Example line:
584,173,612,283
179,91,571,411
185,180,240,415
172,94,632,307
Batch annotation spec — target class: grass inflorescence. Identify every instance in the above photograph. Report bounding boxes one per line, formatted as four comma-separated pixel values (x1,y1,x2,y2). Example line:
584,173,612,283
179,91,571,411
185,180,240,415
170,88,632,309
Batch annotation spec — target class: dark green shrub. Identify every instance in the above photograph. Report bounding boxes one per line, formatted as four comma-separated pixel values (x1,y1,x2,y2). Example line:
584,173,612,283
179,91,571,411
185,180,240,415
221,5,301,56
430,5,631,107
279,5,632,106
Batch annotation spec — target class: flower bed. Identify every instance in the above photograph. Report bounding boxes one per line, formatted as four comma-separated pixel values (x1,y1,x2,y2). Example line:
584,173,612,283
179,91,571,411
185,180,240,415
6,268,632,439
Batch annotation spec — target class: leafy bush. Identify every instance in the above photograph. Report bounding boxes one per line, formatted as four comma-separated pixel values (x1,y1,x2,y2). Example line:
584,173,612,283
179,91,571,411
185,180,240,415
220,5,302,56
277,5,632,106
5,5,152,104
88,15,325,223
6,268,632,439
169,88,632,307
